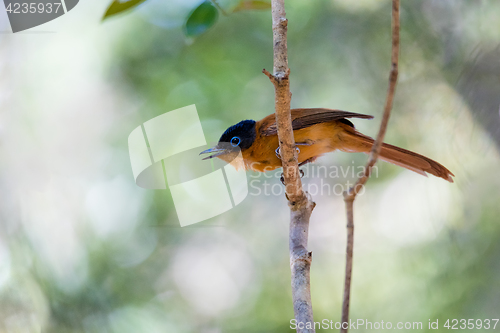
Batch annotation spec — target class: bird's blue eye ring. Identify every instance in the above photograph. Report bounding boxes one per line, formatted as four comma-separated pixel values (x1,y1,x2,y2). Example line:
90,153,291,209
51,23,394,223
230,136,241,147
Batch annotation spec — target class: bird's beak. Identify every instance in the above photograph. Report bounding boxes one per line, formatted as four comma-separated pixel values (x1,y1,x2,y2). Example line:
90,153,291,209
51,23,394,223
199,146,230,160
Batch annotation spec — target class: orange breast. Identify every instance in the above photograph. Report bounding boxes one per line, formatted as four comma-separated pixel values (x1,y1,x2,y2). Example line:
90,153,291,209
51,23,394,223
241,121,347,172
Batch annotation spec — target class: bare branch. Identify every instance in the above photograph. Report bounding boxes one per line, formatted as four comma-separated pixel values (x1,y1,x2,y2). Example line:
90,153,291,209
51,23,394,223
345,0,400,200
265,0,303,204
340,1,400,332
290,193,316,332
262,68,276,83
265,0,316,332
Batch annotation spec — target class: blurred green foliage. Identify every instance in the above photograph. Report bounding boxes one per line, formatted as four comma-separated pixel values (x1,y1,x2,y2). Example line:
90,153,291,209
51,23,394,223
103,0,272,37
103,0,149,20
2,0,500,332
185,2,219,37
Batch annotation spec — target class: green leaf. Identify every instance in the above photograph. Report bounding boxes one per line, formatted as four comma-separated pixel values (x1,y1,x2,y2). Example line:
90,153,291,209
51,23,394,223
102,0,148,21
185,1,219,37
233,0,271,12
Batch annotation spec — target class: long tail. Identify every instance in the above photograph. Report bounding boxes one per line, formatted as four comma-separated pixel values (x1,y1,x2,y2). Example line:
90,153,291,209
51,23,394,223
339,127,454,182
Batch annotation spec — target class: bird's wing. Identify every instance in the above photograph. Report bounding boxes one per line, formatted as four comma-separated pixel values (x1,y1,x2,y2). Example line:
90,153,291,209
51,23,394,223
259,108,374,136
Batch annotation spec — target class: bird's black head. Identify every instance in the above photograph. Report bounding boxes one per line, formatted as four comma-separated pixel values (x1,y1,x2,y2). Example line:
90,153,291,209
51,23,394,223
218,119,256,150
200,119,256,160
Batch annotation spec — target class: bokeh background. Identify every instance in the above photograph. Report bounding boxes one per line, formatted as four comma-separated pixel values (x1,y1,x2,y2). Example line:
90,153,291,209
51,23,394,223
1,0,500,332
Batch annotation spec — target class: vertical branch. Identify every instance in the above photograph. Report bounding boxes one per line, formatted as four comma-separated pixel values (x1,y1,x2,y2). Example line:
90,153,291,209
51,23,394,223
340,197,354,332
263,0,316,332
340,1,400,332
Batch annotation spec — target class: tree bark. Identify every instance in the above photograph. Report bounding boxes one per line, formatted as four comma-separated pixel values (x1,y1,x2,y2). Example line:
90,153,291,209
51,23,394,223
264,0,316,332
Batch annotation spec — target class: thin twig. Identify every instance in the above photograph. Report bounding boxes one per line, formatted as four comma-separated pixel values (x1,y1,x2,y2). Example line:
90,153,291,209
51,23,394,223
264,0,316,332
340,1,400,332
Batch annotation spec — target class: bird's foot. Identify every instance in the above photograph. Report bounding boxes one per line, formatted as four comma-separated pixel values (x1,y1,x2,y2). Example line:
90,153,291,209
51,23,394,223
275,147,281,160
275,144,308,160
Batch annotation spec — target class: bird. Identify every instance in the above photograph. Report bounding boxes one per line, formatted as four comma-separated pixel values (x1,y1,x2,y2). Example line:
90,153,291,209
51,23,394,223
200,108,454,182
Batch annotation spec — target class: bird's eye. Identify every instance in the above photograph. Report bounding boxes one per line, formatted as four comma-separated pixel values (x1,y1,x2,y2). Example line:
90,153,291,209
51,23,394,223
230,136,241,147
